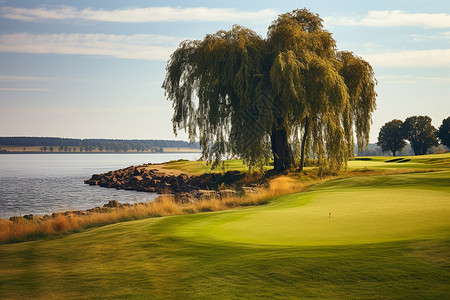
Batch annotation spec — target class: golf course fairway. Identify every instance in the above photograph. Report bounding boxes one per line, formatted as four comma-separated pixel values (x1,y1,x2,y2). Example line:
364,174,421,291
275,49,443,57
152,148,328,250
0,156,449,299
167,188,449,246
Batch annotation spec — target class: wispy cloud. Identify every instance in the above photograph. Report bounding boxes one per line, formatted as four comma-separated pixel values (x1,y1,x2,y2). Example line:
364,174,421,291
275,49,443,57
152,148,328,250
0,6,277,23
362,49,450,68
325,10,450,28
0,33,178,60
1,33,449,68
410,31,450,42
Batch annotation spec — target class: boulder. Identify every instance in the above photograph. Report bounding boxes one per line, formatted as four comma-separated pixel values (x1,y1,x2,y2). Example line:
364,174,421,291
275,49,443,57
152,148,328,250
198,190,216,199
9,216,24,222
23,214,34,220
222,171,245,184
130,175,144,182
103,200,121,208
219,189,237,198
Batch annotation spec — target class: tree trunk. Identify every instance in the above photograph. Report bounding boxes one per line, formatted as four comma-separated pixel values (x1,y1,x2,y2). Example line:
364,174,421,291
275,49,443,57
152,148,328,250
299,117,310,172
270,128,294,172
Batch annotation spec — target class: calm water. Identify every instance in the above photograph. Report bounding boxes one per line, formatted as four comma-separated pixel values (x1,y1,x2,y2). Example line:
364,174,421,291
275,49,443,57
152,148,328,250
0,153,200,219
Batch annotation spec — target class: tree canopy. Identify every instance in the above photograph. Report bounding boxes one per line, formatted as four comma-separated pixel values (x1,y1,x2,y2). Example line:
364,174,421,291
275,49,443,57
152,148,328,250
402,116,438,155
163,9,377,172
437,116,450,148
377,119,406,156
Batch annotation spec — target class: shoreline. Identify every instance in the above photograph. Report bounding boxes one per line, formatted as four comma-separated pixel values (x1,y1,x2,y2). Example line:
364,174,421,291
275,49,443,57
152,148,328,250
0,151,201,154
4,162,260,222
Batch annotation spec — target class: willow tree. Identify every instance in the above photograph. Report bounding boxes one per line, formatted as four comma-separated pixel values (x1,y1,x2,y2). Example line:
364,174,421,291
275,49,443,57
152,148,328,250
163,9,377,172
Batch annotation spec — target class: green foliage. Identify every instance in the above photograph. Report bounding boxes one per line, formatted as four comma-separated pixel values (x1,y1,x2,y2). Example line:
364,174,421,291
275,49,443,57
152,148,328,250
402,116,439,155
377,119,406,156
437,116,450,148
163,9,376,172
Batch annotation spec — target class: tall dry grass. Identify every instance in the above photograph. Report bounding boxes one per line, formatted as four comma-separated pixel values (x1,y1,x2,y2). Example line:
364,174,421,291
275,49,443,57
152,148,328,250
0,176,311,244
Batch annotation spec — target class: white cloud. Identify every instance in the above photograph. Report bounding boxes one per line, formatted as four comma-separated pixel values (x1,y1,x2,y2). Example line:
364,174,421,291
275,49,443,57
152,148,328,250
362,49,450,68
410,31,450,42
2,33,449,69
325,10,450,28
0,33,178,60
0,6,277,23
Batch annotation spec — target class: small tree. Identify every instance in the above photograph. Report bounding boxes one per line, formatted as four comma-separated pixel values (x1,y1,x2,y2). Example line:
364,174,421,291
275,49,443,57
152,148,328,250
377,119,406,156
437,116,450,149
402,116,438,155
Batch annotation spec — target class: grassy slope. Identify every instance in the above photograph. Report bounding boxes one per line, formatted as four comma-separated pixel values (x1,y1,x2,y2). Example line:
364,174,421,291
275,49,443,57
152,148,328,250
1,153,449,299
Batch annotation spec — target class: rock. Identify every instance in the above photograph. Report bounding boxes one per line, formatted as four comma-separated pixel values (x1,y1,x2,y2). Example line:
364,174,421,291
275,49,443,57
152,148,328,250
219,189,237,198
23,214,34,220
130,175,144,182
222,171,245,184
175,192,196,203
242,187,259,194
84,179,99,185
198,190,216,199
103,200,121,208
87,207,110,213
64,210,89,216
9,216,24,222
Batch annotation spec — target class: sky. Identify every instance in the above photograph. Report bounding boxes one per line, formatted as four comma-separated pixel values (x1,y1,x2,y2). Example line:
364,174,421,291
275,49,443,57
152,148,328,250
0,0,449,143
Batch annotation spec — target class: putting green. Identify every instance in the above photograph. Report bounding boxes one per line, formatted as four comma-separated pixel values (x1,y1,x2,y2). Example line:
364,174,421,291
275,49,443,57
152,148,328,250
171,188,450,246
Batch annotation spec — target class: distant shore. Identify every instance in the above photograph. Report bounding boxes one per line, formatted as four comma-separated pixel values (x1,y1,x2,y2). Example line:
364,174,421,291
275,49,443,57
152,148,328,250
0,147,201,154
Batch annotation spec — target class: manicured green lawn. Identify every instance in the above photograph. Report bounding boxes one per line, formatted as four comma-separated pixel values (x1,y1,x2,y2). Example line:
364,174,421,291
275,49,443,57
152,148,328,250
349,152,450,170
1,154,449,299
170,188,449,247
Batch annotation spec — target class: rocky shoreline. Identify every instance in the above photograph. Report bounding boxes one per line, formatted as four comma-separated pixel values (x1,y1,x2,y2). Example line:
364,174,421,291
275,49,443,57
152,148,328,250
84,163,262,202
9,163,262,222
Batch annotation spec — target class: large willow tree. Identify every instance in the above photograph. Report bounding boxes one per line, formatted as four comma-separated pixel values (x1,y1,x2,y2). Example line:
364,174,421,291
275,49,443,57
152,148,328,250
163,9,377,172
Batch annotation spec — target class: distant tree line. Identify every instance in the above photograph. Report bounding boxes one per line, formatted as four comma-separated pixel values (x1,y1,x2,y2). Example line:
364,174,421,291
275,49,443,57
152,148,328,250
374,116,449,156
0,137,200,153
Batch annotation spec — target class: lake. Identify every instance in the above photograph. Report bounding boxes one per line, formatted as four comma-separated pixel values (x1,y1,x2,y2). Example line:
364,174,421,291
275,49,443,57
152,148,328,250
0,153,200,219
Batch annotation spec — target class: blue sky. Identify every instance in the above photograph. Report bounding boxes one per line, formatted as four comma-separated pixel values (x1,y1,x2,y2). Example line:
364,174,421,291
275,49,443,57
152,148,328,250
0,0,449,143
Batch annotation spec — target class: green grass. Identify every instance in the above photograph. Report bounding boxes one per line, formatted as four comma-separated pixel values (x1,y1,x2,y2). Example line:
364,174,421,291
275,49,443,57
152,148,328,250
169,190,449,246
164,158,257,174
349,152,450,170
1,153,450,299
165,152,450,174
